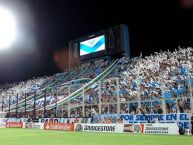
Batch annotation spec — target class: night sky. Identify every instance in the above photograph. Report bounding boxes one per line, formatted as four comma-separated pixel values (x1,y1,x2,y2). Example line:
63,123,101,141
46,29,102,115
0,0,193,84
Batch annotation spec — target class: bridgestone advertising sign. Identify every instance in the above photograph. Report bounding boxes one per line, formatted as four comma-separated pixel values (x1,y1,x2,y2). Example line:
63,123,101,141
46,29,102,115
75,123,179,134
75,124,124,133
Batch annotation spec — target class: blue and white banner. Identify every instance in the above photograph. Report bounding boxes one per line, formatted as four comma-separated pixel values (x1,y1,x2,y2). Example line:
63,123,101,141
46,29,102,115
92,113,191,129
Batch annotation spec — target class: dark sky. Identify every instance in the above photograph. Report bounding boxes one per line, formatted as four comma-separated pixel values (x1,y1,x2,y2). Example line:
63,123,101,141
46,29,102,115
0,0,193,84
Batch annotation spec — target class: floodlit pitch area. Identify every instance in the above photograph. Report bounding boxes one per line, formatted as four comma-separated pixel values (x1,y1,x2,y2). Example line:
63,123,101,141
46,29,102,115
0,129,192,145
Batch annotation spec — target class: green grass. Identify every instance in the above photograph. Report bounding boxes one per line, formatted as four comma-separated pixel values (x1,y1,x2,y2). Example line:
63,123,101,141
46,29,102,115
0,128,193,145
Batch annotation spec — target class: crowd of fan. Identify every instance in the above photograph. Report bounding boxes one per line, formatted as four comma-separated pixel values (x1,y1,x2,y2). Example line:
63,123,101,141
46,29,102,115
104,47,193,115
67,47,193,117
0,76,54,108
1,48,193,118
0,58,109,117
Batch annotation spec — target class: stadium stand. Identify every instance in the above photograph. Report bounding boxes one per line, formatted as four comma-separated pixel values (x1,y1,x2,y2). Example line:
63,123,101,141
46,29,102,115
0,47,193,119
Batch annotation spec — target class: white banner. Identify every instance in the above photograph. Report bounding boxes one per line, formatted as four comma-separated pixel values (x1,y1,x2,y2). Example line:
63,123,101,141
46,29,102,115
144,123,179,135
74,123,179,135
74,124,124,133
39,118,91,124
123,123,179,135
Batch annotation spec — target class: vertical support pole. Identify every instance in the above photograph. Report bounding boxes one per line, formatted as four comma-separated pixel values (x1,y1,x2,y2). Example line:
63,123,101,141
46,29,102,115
33,92,36,119
82,86,85,117
16,94,18,118
137,57,141,108
116,78,120,114
8,96,11,117
159,75,166,114
55,88,58,118
24,92,27,118
44,89,47,118
62,104,64,118
98,81,102,114
68,86,71,117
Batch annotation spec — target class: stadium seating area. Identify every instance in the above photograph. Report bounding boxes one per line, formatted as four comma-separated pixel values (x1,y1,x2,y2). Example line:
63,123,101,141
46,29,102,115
116,47,192,114
0,48,193,118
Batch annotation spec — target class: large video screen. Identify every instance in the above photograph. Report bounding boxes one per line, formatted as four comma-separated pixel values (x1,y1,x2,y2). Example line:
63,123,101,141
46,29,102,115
80,35,105,56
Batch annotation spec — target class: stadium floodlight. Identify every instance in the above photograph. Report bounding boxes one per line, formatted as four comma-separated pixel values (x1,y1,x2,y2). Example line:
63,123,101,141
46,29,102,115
0,7,16,50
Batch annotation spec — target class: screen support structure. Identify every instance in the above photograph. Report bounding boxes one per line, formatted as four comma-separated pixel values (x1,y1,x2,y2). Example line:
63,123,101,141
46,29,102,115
68,41,71,71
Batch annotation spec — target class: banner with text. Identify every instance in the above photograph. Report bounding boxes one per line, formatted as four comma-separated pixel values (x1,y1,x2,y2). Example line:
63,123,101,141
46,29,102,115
39,118,91,124
93,113,191,129
44,123,74,131
143,123,179,135
6,122,24,128
24,122,44,129
74,124,124,133
123,123,178,135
